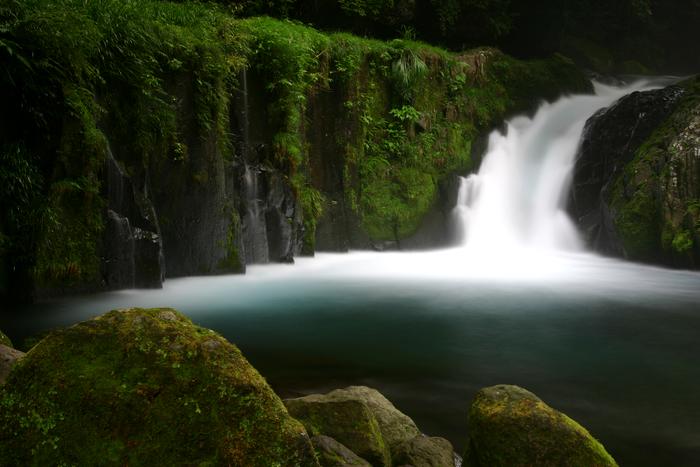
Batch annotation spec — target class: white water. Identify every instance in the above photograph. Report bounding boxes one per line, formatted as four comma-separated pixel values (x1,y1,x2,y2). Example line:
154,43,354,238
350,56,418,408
9,79,699,317
453,80,664,254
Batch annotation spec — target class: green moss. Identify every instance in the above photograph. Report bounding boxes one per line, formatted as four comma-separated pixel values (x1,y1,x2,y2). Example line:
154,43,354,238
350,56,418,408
286,397,391,466
2,2,593,286
296,179,325,255
466,385,617,467
606,76,700,265
0,308,318,466
610,184,659,260
218,207,244,272
671,230,693,253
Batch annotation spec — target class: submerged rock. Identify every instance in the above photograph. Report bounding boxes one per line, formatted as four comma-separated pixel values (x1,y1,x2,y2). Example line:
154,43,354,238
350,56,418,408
0,344,24,385
0,308,318,466
311,435,371,467
465,384,617,467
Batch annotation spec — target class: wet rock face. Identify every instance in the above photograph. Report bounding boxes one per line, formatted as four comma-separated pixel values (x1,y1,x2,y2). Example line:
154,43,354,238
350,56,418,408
570,85,686,257
0,308,318,466
571,78,700,266
102,151,164,289
240,165,304,264
465,384,617,467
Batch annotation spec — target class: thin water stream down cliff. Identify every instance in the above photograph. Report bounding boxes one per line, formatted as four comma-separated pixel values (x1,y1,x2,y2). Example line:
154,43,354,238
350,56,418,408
3,81,700,466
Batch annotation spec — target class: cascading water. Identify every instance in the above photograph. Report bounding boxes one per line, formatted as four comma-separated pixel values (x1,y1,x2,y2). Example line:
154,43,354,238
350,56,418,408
453,81,664,254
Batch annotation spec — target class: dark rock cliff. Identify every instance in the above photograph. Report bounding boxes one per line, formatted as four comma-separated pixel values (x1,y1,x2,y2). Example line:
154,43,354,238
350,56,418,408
571,77,700,267
570,85,686,256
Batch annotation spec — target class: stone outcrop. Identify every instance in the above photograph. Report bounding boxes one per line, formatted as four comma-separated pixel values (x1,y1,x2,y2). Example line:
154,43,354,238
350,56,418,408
571,77,700,266
102,146,165,288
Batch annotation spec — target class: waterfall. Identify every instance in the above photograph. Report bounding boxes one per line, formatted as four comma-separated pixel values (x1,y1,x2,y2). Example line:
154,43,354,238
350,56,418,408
452,80,664,254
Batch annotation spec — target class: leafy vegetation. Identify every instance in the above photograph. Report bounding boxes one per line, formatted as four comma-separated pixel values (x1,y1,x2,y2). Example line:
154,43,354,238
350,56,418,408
0,0,591,297
225,0,700,72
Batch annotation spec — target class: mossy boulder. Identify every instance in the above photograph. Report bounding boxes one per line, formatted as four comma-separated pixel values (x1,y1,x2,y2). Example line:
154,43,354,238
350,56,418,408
285,385,422,466
465,385,617,467
0,308,318,466
286,395,391,466
0,345,24,386
311,435,371,466
392,434,456,467
334,386,421,450
0,329,11,348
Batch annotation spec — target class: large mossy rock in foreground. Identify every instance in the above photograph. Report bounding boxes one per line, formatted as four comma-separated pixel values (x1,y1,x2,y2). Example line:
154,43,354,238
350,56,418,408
0,308,318,466
465,385,617,467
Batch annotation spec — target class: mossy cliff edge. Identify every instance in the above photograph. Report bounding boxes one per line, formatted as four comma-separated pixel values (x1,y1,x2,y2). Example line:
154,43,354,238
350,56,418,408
0,0,591,301
0,311,617,466
571,77,700,267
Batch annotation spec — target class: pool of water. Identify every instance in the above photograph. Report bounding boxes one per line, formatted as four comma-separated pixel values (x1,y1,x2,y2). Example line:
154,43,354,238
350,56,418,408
2,249,700,465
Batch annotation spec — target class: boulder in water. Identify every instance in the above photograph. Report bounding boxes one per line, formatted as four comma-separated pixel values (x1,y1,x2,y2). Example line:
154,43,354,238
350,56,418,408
465,384,617,467
0,308,318,466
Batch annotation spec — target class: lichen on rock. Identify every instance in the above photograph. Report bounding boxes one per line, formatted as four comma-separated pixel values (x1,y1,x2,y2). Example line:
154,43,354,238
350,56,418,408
0,308,318,466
